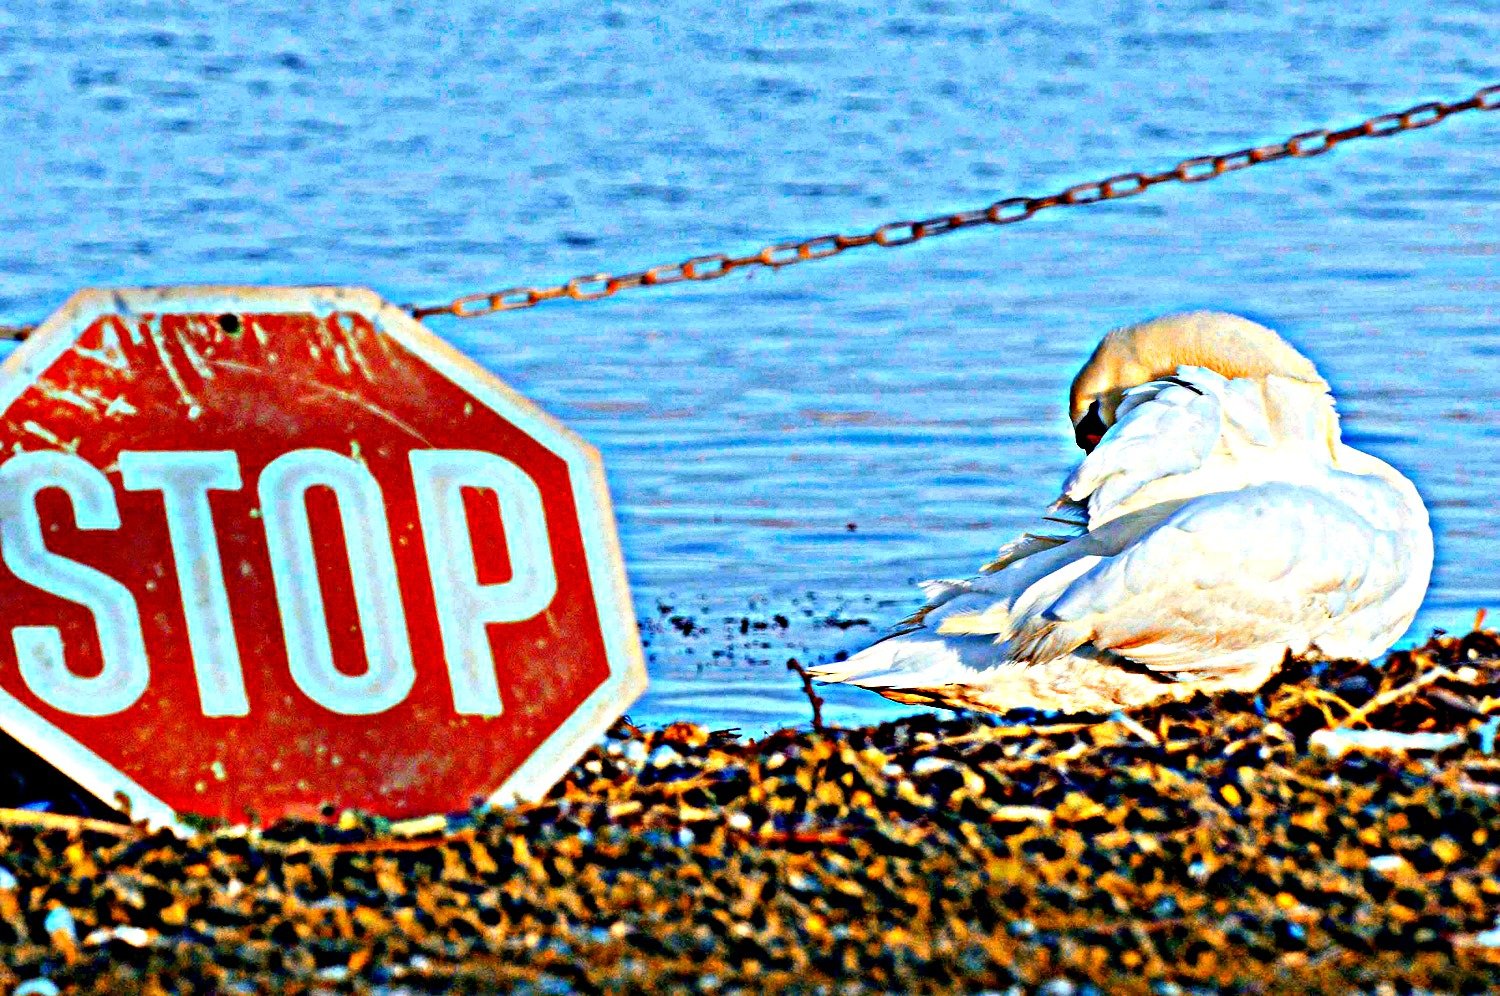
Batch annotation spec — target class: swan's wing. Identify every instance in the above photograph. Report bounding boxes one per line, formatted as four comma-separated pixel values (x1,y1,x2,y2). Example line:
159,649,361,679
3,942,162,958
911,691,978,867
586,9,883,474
1006,484,1405,678
898,531,1075,629
902,503,1088,626
1063,369,1226,524
809,504,1180,689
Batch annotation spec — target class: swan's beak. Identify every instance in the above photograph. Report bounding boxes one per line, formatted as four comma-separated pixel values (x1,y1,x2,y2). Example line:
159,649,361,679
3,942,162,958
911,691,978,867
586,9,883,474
1074,400,1106,453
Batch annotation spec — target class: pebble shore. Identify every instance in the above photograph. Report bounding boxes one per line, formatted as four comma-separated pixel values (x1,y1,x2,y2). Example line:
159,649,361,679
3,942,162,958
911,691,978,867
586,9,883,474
3,629,1500,993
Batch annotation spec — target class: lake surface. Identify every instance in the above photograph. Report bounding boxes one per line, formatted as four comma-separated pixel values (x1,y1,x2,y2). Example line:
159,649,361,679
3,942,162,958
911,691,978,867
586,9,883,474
0,1,1495,733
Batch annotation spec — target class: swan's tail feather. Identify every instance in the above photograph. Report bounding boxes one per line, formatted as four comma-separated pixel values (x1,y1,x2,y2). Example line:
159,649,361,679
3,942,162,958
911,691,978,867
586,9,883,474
806,635,955,688
917,578,970,602
806,632,1013,690
980,531,1076,574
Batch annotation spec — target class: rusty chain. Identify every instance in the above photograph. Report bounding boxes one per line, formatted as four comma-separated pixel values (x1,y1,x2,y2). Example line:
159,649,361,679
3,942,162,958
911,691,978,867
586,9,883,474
0,84,1494,340
405,84,1497,322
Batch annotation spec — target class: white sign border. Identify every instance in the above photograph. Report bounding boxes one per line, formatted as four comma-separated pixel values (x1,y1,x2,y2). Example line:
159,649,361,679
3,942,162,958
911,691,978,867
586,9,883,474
0,285,647,829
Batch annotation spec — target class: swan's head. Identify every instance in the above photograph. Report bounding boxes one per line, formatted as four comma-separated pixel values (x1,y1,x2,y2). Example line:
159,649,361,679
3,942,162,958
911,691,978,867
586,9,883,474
1068,311,1327,451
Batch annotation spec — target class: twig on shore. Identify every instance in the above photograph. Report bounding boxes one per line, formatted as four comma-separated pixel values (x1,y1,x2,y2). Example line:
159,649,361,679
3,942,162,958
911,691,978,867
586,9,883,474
1428,687,1491,717
1270,686,1358,727
1109,711,1161,745
786,658,826,733
1336,667,1458,729
0,807,137,837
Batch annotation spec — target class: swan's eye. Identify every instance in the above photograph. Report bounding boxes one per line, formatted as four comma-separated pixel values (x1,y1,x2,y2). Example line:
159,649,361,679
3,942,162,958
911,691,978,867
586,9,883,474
1075,399,1106,453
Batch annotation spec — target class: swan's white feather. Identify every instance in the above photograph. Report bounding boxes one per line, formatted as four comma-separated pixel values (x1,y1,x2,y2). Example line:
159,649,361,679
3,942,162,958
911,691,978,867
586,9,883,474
1062,373,1222,523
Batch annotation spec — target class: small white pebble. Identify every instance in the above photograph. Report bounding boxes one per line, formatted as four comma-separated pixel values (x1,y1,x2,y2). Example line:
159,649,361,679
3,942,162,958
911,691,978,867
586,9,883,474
910,757,948,775
84,925,152,948
14,980,60,996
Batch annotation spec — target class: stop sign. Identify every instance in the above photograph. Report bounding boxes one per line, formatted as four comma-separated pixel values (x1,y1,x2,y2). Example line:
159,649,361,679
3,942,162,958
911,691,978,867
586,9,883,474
0,287,646,827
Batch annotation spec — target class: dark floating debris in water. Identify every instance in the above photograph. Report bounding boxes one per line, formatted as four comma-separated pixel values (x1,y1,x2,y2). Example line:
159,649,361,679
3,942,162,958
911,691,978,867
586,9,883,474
4,630,1500,991
641,595,875,668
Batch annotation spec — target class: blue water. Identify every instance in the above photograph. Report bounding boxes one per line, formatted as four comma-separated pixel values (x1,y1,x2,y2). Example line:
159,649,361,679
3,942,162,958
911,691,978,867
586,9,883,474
0,1,1496,733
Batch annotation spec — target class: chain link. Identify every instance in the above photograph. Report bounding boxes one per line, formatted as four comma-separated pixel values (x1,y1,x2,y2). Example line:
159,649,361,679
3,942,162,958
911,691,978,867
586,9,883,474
0,85,1494,339
406,83,1498,321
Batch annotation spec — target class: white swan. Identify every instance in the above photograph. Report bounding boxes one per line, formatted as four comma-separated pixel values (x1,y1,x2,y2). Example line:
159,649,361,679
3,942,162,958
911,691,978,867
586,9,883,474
810,312,1433,714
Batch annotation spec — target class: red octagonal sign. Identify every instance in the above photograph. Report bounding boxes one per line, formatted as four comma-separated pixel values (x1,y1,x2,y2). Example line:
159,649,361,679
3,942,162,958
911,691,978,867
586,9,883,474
0,287,646,827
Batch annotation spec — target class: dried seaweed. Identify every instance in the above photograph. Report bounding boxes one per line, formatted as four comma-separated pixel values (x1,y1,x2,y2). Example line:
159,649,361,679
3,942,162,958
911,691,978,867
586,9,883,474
3,629,1500,993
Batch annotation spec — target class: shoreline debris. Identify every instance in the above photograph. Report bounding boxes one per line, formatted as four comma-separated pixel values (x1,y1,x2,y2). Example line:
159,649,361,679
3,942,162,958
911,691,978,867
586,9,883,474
1,627,1499,991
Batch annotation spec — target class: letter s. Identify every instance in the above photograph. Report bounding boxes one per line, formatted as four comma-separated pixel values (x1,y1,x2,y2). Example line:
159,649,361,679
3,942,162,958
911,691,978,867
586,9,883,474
0,452,149,716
